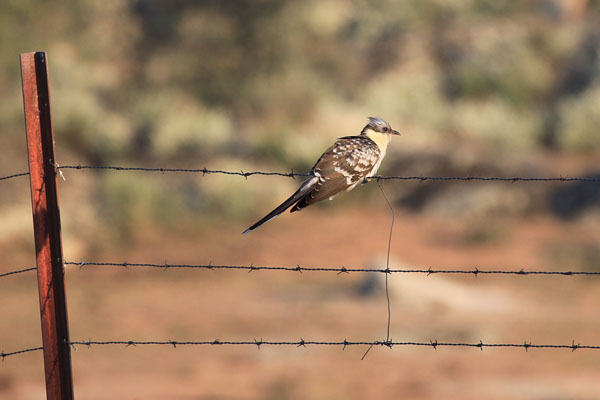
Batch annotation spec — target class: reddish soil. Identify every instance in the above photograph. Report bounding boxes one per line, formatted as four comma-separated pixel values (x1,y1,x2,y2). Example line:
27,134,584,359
1,207,599,399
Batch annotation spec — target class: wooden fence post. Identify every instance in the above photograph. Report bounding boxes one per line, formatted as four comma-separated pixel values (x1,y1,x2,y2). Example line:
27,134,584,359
21,51,74,400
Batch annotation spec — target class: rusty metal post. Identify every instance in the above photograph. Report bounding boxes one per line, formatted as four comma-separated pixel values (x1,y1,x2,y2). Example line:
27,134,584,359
21,51,74,400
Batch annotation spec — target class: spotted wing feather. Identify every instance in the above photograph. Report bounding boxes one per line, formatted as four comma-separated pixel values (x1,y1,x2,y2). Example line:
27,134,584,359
291,136,380,212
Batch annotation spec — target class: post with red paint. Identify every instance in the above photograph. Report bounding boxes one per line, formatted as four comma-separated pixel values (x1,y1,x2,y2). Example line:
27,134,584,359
21,51,74,400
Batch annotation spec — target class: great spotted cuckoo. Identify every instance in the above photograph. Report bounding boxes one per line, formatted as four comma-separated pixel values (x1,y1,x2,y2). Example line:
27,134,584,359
243,117,400,233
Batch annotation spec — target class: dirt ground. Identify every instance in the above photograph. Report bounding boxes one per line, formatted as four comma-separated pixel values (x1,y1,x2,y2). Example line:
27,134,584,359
1,206,600,399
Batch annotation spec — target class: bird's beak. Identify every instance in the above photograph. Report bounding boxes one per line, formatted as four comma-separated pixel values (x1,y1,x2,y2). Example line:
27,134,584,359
392,129,401,136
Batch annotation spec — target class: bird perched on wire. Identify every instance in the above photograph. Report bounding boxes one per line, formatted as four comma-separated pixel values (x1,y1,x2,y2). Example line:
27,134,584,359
243,117,400,234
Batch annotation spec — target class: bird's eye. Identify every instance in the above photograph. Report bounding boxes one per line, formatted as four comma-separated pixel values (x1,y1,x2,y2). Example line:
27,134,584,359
383,127,389,132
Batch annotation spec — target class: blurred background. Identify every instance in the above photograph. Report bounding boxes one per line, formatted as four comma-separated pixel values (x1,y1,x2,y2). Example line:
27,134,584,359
1,0,600,399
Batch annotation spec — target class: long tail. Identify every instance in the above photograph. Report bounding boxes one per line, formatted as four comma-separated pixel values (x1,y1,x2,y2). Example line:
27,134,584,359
243,176,318,234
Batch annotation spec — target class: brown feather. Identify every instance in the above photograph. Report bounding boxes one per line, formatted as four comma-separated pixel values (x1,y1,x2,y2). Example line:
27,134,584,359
291,136,380,212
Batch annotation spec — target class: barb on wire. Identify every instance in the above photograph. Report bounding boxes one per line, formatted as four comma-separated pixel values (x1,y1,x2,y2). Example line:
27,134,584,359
0,267,37,279
0,171,29,181
53,165,600,183
3,339,599,360
65,261,600,277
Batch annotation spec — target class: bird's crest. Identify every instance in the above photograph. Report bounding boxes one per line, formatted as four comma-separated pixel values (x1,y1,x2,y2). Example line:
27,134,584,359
362,117,392,134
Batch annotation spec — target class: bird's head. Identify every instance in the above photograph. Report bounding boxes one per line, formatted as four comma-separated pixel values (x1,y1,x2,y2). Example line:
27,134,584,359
360,118,400,151
360,117,400,137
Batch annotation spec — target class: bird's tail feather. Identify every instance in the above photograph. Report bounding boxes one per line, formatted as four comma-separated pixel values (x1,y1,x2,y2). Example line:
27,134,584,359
243,176,317,234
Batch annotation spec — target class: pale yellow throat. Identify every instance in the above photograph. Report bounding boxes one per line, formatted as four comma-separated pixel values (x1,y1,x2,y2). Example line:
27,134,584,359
364,128,392,157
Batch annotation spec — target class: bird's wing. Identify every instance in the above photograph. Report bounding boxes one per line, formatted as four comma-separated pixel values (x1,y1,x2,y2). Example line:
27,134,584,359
291,136,380,212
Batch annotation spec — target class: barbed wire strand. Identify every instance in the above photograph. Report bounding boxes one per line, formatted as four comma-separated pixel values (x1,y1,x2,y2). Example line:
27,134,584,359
4,262,598,281
57,165,600,182
5,166,600,183
64,261,600,277
0,267,37,279
1,346,43,360
3,262,599,281
0,171,30,181
3,339,599,360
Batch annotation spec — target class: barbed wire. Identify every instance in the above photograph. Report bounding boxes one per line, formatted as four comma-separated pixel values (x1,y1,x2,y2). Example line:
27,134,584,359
3,261,598,281
1,346,43,359
56,165,600,183
65,339,600,351
0,171,30,181
65,261,600,277
0,267,36,279
3,338,598,360
4,166,600,183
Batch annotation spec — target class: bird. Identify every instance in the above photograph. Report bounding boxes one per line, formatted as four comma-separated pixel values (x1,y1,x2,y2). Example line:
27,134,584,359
243,117,400,234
